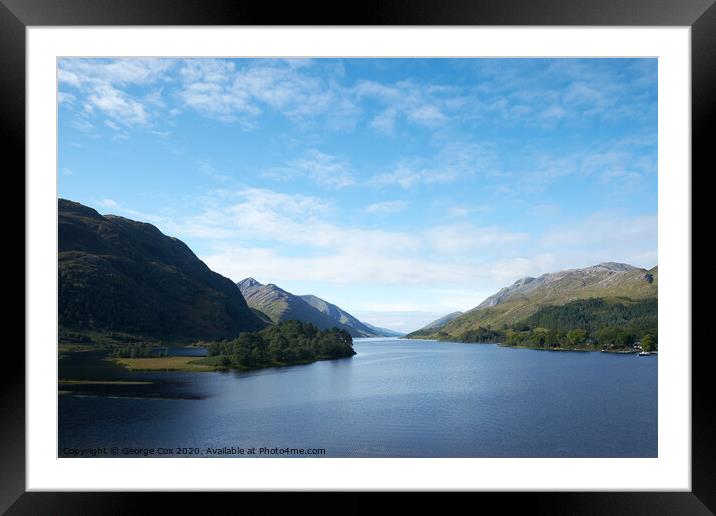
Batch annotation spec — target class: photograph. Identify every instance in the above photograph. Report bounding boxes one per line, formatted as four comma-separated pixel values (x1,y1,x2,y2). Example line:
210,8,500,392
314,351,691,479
56,57,659,459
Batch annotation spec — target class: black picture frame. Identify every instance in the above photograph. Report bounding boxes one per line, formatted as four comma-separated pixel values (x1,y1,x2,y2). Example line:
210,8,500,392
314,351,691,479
2,1,711,513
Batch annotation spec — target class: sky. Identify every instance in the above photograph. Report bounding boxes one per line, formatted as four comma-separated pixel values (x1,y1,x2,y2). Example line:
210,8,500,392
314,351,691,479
57,58,658,333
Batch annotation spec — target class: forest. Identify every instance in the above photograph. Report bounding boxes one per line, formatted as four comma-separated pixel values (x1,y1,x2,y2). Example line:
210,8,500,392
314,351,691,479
450,298,658,350
199,320,356,369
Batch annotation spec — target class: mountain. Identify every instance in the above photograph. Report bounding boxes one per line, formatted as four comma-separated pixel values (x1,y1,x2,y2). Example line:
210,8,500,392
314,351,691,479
58,199,265,344
406,262,657,342
361,322,404,337
421,311,464,331
299,294,383,337
237,279,397,337
237,278,342,331
299,296,402,337
300,294,366,328
404,311,464,339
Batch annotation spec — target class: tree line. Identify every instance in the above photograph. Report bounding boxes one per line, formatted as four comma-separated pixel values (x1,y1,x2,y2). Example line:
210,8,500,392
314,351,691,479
111,343,169,358
451,298,658,350
203,320,356,369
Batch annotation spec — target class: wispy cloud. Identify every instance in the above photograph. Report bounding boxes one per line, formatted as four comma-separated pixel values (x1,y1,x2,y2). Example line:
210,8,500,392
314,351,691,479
370,107,398,134
59,58,173,128
369,140,500,188
540,211,657,254
176,59,360,129
98,198,120,209
355,79,450,131
57,92,76,104
58,57,657,140
104,120,120,131
363,200,408,215
424,224,529,254
197,160,232,183
263,150,356,188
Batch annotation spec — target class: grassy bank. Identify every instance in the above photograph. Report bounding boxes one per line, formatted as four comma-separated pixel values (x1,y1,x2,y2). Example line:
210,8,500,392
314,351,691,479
190,354,347,372
112,356,217,372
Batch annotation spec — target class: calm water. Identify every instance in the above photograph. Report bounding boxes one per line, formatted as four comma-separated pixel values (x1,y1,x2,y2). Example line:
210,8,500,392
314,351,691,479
58,338,657,457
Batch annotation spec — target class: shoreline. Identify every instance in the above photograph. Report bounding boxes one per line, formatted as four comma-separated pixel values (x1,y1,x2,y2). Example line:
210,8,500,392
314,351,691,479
401,337,656,354
110,352,356,373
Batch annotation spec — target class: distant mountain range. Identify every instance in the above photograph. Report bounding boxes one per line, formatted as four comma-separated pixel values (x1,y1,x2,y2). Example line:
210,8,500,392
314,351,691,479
421,311,464,331
301,295,403,337
407,262,657,342
237,278,400,338
360,322,404,338
58,199,265,344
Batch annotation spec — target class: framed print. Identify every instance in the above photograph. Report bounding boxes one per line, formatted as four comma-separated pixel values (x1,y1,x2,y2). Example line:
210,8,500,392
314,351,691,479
3,0,712,513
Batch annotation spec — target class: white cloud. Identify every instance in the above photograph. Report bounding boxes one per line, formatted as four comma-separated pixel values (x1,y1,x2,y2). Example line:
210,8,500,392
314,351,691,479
179,59,235,84
406,104,448,126
506,143,656,194
59,58,173,87
201,245,479,287
196,202,655,290
155,187,532,289
539,104,567,122
355,79,451,131
538,212,657,269
58,57,657,142
354,80,402,100
424,224,529,254
99,198,120,209
87,84,148,125
196,160,232,183
370,161,464,189
370,107,397,134
363,200,408,215
370,164,425,188
563,81,605,106
289,150,356,188
179,80,259,124
448,206,470,218
84,82,148,125
541,212,656,249
369,140,499,189
263,150,356,188
175,59,360,129
445,204,491,219
529,203,563,218
70,118,94,132
57,92,76,104
59,58,173,127
469,59,656,126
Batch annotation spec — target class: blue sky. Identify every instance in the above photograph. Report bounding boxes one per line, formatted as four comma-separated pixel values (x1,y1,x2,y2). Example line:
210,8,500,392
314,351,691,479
57,58,658,332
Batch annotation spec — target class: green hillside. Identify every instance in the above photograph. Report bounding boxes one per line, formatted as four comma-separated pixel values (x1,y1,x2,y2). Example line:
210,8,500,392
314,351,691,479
406,262,657,350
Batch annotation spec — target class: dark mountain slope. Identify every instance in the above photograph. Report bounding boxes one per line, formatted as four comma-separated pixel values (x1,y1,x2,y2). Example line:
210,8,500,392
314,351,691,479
59,199,264,343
